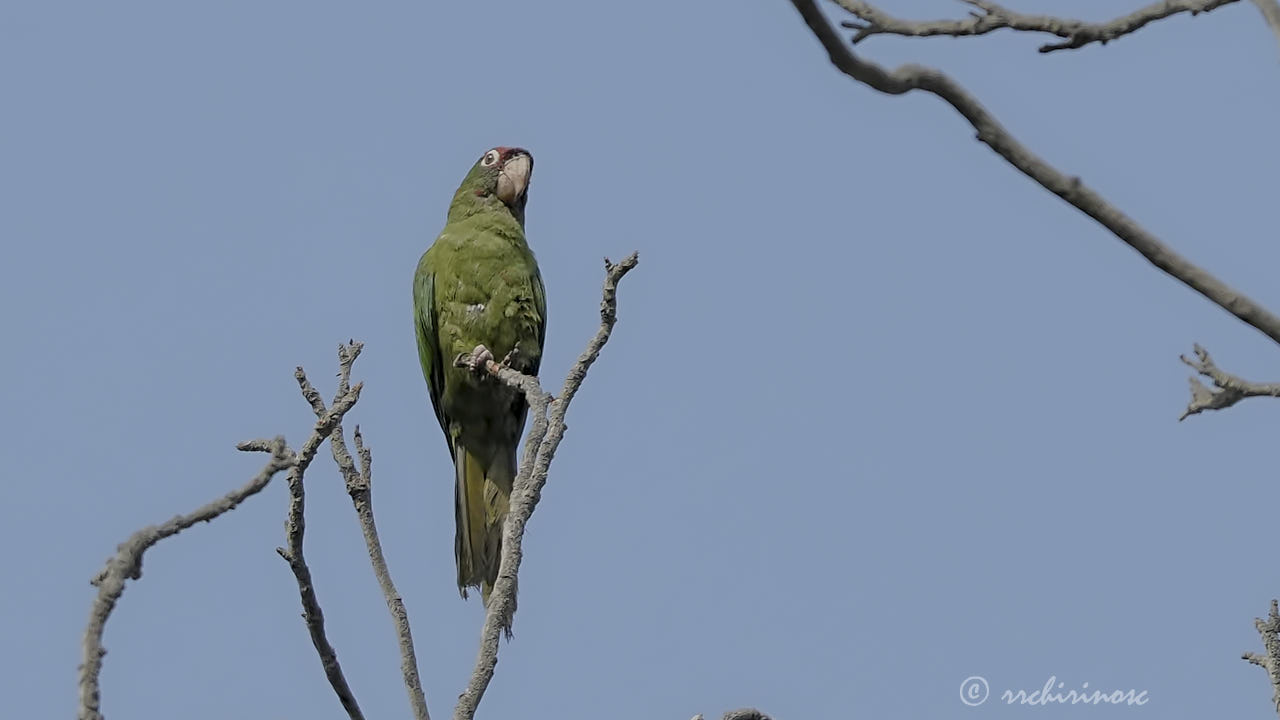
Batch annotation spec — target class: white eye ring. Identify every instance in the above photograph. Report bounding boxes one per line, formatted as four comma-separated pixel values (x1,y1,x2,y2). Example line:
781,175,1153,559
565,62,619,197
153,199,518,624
481,150,500,167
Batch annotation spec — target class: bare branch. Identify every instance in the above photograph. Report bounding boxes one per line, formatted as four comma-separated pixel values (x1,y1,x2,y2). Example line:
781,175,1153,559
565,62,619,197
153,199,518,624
721,709,774,720
1178,344,1280,419
792,1,1280,352
1244,600,1280,716
452,252,640,720
1251,0,1280,48
837,0,1240,53
324,342,431,720
78,437,295,720
277,358,368,720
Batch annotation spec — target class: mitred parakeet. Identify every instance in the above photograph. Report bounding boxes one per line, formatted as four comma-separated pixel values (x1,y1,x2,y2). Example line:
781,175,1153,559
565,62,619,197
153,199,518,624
413,147,546,606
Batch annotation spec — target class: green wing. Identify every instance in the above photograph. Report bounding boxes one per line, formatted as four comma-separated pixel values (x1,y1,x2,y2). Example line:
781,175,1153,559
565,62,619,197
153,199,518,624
529,265,548,376
413,261,451,452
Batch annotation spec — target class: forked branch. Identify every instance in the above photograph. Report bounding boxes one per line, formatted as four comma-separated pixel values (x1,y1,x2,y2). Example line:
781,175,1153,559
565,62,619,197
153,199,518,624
451,252,639,720
277,362,367,720
837,0,1242,52
321,341,431,720
282,342,430,720
1179,344,1280,419
791,1,1280,400
78,429,325,720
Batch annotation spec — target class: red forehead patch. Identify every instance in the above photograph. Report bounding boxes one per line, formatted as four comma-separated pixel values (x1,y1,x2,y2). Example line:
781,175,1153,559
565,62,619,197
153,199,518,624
495,146,531,162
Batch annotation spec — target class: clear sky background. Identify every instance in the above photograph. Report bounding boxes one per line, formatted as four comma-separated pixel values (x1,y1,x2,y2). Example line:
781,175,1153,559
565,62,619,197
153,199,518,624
4,2,1279,718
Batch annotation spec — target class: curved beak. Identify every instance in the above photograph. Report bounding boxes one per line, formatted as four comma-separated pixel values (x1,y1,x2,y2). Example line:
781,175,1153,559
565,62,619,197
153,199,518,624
495,151,532,207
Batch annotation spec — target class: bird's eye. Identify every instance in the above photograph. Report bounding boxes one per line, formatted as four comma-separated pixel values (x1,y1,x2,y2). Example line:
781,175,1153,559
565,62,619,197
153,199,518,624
481,150,500,167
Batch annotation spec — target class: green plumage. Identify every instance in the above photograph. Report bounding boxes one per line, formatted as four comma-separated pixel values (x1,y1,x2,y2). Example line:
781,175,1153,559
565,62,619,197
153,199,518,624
413,147,545,607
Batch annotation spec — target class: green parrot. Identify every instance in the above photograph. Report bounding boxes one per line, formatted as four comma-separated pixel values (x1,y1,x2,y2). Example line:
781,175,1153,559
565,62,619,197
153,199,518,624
413,146,546,607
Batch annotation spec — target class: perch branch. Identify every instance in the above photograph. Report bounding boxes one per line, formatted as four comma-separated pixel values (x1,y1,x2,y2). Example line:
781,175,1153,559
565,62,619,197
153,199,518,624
836,0,1240,52
1178,344,1280,419
277,356,367,720
792,0,1280,354
1243,600,1280,717
78,437,295,720
322,341,431,720
451,252,640,720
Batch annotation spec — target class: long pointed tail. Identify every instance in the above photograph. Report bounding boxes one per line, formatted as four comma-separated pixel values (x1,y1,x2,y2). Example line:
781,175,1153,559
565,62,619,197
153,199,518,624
452,443,489,597
453,442,517,621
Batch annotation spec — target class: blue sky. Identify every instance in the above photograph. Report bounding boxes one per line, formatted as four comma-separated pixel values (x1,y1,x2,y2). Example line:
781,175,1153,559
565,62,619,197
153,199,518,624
4,1,1280,718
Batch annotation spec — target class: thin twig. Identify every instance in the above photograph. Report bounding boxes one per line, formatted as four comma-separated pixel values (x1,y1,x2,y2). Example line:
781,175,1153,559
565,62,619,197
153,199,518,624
278,360,367,720
837,0,1240,53
791,1,1280,349
451,252,640,720
324,341,431,720
1244,600,1280,717
78,437,295,720
1178,344,1280,419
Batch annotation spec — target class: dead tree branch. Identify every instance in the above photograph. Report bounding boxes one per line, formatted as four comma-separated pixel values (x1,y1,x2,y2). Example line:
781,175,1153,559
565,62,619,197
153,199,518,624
1179,344,1280,419
315,341,431,720
277,359,367,720
795,0,1280,713
78,438,295,720
1244,600,1280,716
837,0,1241,52
791,0,1280,380
451,252,640,720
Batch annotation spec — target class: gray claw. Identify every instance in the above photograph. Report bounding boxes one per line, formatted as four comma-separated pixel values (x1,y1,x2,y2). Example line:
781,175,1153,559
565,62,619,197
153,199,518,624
468,344,495,373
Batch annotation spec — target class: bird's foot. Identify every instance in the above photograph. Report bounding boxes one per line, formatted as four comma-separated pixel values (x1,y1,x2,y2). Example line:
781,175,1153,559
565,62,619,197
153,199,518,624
467,344,495,373
501,347,520,367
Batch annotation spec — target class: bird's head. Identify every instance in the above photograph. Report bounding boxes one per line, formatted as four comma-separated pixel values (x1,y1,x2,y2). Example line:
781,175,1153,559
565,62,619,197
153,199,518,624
450,146,534,224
